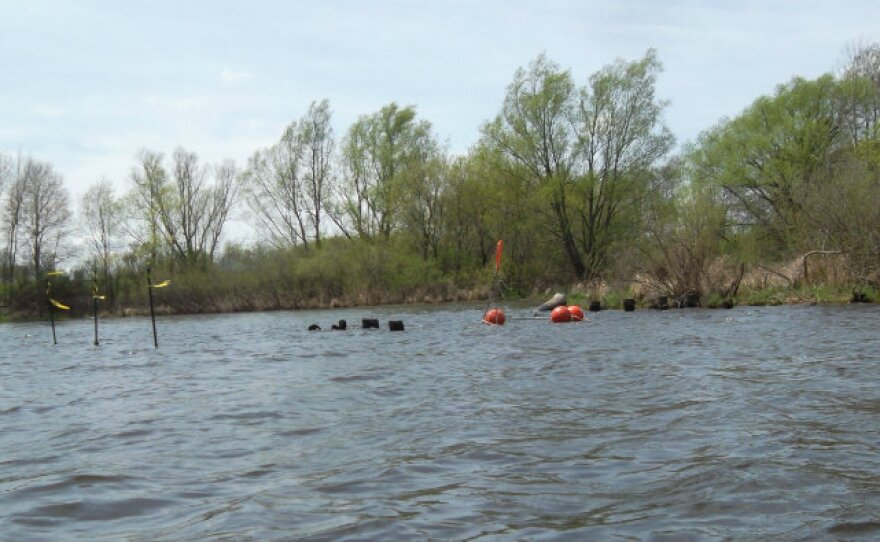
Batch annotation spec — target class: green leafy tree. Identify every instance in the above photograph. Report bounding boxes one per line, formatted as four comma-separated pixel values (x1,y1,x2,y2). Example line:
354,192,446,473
482,50,673,281
693,75,845,256
334,103,435,240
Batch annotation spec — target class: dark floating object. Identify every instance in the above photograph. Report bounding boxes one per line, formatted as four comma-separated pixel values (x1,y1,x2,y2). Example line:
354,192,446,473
683,292,700,308
362,318,380,329
721,299,735,309
331,319,347,330
537,292,567,311
388,320,405,332
623,298,636,312
308,324,321,331
653,296,669,310
589,301,601,312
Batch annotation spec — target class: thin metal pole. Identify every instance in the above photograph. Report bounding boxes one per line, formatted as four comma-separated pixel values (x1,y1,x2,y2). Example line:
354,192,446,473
93,267,100,346
93,295,99,346
147,266,158,348
47,280,57,345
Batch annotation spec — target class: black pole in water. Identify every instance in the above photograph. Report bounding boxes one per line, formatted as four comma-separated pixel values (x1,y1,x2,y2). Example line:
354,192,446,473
92,266,100,346
47,280,57,345
147,266,158,348
93,294,99,346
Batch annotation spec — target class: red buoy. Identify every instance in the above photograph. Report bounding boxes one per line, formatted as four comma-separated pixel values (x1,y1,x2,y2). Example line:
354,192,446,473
550,306,571,323
483,308,506,325
568,305,585,321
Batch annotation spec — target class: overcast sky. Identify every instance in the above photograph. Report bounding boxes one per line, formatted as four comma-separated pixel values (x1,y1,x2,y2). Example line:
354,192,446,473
2,0,878,205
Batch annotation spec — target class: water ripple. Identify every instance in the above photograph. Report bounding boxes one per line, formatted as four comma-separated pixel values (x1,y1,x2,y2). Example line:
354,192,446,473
1,305,879,540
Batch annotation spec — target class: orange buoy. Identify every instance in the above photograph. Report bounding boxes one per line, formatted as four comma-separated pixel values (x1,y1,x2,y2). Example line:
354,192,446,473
550,305,571,323
568,305,585,321
483,308,506,325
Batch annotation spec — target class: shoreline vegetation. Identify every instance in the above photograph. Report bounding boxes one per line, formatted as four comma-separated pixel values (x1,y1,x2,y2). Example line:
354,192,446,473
1,246,875,323
2,282,874,324
2,45,880,322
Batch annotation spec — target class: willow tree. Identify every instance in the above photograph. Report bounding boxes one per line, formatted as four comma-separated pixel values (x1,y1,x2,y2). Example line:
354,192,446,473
244,100,334,249
482,50,673,280
334,103,436,240
399,150,448,260
692,75,845,256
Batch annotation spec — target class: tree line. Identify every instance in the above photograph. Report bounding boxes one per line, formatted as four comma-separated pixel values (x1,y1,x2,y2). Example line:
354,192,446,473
2,43,879,317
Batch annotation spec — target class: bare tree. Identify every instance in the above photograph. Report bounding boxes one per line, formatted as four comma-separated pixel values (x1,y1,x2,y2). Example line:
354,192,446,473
244,128,311,248
206,160,239,259
0,153,9,194
2,157,26,282
81,178,122,280
0,154,14,282
128,149,239,266
17,158,71,276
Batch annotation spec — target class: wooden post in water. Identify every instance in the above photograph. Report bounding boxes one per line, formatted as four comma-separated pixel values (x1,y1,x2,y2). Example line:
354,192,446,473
147,265,158,348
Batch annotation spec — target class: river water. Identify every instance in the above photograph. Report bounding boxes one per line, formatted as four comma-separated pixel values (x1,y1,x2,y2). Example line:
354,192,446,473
1,304,879,541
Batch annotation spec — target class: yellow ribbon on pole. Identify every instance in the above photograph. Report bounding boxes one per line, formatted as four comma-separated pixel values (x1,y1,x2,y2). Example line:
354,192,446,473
151,279,171,288
49,298,70,310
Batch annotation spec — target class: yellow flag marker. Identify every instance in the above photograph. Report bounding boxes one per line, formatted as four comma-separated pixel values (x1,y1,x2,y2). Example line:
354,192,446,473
49,298,70,310
46,271,65,276
151,280,171,288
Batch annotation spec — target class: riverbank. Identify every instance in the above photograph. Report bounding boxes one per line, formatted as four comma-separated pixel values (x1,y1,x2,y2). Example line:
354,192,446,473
3,282,876,324
565,283,876,310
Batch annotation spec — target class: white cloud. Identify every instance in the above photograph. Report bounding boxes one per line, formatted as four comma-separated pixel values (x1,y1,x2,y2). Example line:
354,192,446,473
219,68,252,87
